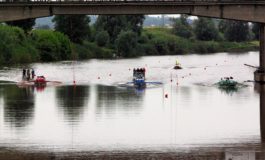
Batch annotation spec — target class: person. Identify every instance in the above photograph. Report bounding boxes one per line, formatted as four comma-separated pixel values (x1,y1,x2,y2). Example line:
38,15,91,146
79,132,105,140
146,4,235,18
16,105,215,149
26,69,30,81
31,69,35,79
22,68,26,79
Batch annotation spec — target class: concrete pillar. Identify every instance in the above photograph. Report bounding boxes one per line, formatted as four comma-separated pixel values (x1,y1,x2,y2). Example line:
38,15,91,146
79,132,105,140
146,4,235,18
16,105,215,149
260,85,265,142
254,23,265,83
260,24,265,71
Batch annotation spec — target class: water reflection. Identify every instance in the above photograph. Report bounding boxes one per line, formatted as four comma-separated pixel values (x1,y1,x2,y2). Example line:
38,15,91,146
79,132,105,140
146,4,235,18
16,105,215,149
255,83,265,143
0,53,263,158
56,85,89,123
3,85,35,128
95,85,144,116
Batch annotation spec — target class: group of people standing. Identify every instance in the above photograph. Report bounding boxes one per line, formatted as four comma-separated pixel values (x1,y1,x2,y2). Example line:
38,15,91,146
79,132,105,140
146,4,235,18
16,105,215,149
22,68,35,81
133,68,146,77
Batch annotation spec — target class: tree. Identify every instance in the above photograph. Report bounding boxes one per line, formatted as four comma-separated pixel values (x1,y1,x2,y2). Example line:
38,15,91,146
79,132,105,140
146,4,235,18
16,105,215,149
172,15,193,39
252,23,260,40
194,17,219,41
115,31,138,57
95,31,110,47
218,19,227,33
223,20,250,42
53,15,90,44
6,18,35,33
94,15,145,43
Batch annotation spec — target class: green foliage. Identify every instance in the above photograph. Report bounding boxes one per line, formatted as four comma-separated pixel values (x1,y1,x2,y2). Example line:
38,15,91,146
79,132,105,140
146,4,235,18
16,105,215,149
53,15,91,44
74,41,114,59
95,31,110,47
192,41,220,53
222,20,250,42
252,23,260,40
116,31,138,57
194,17,219,41
94,15,145,43
172,15,193,39
0,25,37,64
143,27,189,55
31,30,71,62
6,18,35,33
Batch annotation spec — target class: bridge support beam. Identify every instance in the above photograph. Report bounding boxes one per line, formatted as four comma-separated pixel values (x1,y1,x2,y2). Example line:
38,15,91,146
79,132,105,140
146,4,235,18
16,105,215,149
255,24,265,83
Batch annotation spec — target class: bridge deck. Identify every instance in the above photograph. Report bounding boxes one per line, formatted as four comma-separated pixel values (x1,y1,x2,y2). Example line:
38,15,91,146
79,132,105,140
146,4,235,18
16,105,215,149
1,0,265,5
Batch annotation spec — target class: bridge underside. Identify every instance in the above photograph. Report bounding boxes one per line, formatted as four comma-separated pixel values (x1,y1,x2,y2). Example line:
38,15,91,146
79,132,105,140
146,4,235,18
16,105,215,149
0,3,265,23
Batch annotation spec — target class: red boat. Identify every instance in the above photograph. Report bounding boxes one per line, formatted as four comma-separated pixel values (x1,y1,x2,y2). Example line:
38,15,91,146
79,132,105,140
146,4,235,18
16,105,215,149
34,76,46,86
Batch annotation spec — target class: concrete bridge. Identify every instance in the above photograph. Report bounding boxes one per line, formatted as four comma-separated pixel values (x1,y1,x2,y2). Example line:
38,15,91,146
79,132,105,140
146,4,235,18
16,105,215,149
1,0,265,23
1,0,265,81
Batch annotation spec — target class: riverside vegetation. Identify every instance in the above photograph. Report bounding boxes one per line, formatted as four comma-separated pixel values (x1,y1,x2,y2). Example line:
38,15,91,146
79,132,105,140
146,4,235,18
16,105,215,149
0,15,259,65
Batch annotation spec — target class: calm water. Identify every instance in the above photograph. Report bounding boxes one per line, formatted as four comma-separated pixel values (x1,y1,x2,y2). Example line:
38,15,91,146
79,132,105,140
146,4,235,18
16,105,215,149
0,52,263,158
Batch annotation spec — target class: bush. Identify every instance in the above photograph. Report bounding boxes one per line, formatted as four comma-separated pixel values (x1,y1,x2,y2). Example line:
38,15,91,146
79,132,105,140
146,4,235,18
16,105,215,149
31,30,71,62
0,25,37,64
193,41,220,53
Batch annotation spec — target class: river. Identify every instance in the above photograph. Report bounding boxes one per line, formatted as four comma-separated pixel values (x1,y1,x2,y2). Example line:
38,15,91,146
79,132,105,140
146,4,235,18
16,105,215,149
0,52,263,159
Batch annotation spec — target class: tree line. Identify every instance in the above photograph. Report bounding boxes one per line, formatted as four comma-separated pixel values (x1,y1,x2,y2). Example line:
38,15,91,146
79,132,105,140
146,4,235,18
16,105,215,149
0,15,260,65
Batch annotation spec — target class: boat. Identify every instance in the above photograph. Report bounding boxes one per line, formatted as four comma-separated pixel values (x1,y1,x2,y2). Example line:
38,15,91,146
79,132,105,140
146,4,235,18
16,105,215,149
17,76,47,87
133,68,146,88
34,76,46,86
217,77,237,89
173,60,182,69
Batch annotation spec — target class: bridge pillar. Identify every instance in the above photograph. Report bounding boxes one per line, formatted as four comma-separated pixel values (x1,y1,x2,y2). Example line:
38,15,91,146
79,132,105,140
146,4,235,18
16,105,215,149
255,24,265,83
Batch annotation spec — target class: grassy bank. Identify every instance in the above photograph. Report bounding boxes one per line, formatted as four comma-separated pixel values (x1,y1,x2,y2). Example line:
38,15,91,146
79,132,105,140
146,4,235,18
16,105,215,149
143,27,259,54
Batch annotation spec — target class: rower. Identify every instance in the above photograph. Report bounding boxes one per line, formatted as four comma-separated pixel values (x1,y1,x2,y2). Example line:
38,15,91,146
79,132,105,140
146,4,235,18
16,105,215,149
31,69,35,79
22,68,26,79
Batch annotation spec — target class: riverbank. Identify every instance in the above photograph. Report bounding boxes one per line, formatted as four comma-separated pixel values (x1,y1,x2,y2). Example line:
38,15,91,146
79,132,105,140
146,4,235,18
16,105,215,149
0,25,259,65
143,27,259,54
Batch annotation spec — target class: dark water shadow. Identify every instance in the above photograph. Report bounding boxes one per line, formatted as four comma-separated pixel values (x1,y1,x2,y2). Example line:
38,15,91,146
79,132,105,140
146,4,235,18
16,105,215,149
55,85,90,124
2,85,35,128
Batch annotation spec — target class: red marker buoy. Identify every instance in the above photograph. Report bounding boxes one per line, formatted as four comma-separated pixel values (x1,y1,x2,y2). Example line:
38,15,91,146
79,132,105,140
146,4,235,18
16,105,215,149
165,94,168,98
109,74,111,76
98,77,100,79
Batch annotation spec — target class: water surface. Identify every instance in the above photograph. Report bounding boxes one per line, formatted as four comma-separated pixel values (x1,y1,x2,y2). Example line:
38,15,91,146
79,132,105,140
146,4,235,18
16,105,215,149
0,52,263,159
